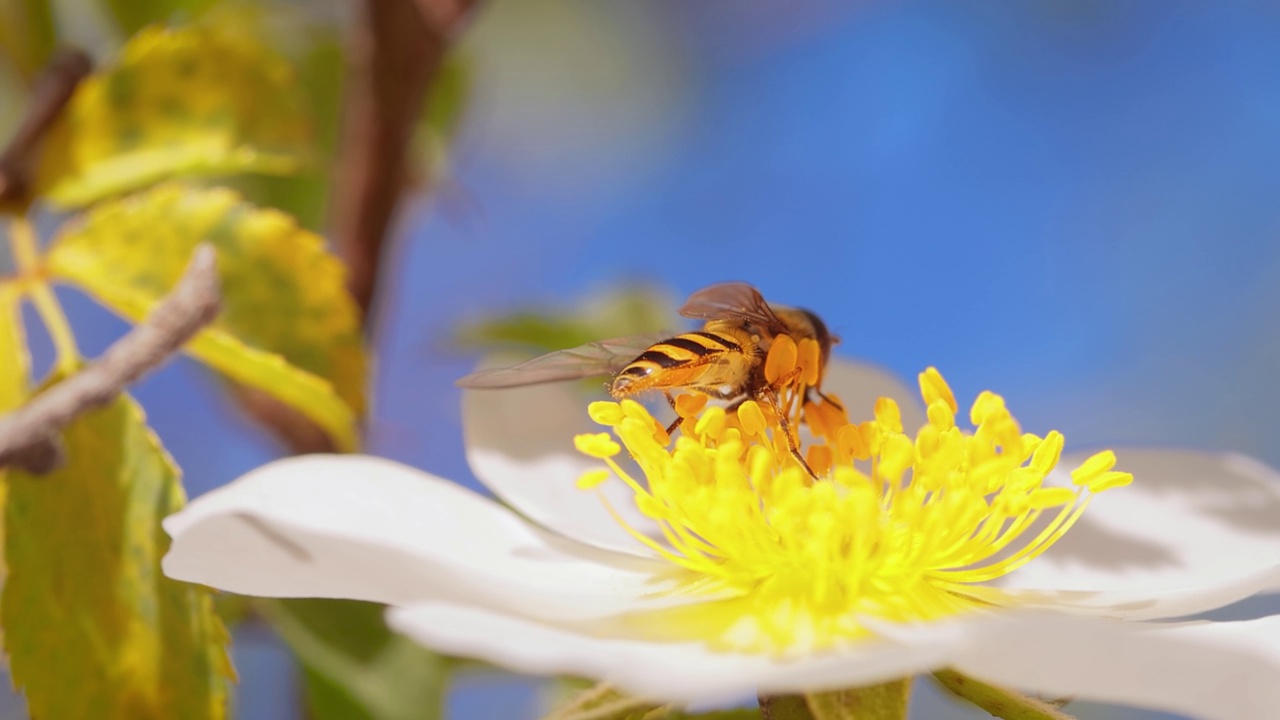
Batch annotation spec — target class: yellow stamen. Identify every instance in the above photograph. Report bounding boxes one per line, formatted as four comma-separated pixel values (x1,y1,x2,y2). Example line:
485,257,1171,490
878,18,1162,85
574,433,620,459
574,367,1131,656
797,339,822,386
918,366,958,413
737,400,768,438
676,393,709,419
576,469,612,489
765,335,798,385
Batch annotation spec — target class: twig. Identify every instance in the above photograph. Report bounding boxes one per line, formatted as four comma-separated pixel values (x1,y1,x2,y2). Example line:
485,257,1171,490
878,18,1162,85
932,669,1077,720
0,245,221,473
0,49,92,207
330,0,476,319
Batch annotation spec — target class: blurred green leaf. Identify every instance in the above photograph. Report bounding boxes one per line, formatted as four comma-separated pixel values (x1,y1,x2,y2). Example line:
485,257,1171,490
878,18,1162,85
103,0,218,45
36,22,312,208
2,391,232,719
456,286,676,355
0,0,54,83
424,52,469,144
262,598,449,720
231,30,345,231
46,183,365,451
411,51,470,186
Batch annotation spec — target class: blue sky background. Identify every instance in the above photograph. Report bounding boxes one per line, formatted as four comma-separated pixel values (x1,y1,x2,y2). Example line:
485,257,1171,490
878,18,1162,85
31,1,1280,718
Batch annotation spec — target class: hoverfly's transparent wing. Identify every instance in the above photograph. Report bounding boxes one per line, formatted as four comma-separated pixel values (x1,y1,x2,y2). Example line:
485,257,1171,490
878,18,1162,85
456,333,669,389
678,281,787,333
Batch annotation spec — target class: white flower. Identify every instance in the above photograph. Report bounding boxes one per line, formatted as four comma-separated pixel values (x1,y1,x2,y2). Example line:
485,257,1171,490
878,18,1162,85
163,360,1280,720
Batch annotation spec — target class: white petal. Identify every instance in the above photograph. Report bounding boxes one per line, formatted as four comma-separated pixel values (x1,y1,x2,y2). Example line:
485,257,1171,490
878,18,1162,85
386,601,965,706
462,357,923,556
821,357,926,431
463,377,662,556
390,601,1280,720
997,450,1280,620
952,613,1280,720
162,454,676,620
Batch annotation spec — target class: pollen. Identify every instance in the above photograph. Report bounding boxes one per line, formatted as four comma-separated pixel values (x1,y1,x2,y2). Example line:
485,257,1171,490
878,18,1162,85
575,367,1133,655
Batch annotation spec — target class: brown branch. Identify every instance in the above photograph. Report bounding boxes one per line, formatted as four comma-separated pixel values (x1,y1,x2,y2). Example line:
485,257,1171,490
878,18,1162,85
0,245,221,473
0,48,91,207
330,0,476,320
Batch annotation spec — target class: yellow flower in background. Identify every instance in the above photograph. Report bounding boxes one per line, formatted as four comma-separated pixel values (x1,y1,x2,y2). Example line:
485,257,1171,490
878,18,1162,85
163,359,1280,720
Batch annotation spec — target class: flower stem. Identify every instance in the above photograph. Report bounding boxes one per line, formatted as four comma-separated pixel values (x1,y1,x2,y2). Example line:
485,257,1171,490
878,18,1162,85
541,682,663,720
761,679,911,720
932,669,1076,720
8,216,78,373
808,679,911,719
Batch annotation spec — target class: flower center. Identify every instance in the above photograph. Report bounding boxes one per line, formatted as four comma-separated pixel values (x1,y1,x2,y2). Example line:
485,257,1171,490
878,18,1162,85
574,365,1131,655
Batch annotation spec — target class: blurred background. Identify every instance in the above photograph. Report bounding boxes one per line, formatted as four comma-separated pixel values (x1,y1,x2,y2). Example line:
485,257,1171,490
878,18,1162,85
7,0,1280,718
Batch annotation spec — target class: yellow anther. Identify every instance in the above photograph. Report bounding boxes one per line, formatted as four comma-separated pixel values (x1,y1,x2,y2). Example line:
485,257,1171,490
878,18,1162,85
620,399,651,423
574,433,621,459
797,338,822,386
926,399,955,431
651,421,671,446
803,401,829,440
1071,450,1117,486
806,445,833,477
815,401,848,437
1029,431,1064,476
918,367,958,414
969,391,1007,426
738,400,768,438
675,393,709,419
576,469,612,489
617,418,659,457
1028,486,1077,509
695,405,727,441
835,423,866,463
858,420,882,454
1081,470,1133,492
879,433,915,481
1020,433,1043,461
765,334,798,385
874,397,903,433
747,444,776,483
588,401,625,426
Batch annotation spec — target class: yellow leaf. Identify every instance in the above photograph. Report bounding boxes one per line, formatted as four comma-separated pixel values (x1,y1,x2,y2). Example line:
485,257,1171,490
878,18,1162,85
0,280,31,414
36,22,311,208
47,183,364,451
2,392,232,719
0,279,33,606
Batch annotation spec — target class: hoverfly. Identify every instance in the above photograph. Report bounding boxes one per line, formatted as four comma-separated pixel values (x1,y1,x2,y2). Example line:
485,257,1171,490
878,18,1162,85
456,282,839,476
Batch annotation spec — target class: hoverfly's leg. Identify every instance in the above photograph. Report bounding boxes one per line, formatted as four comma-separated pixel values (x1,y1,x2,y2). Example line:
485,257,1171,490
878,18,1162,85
769,365,807,432
757,386,817,481
663,391,682,437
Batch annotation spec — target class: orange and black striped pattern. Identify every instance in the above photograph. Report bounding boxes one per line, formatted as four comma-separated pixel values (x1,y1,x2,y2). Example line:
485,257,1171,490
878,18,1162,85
609,327,757,399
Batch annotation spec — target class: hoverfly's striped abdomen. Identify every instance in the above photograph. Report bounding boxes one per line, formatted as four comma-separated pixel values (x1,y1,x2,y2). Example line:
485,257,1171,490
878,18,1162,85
610,328,756,398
